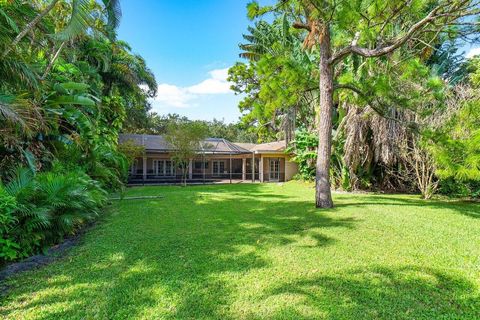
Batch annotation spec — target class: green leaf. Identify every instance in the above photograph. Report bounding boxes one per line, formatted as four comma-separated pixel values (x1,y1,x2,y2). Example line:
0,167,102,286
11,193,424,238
51,0,91,41
49,95,96,107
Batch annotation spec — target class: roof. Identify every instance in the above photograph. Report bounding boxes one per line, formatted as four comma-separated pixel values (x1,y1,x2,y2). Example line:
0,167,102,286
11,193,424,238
231,142,256,151
119,134,251,154
250,140,287,153
232,141,287,153
119,134,287,154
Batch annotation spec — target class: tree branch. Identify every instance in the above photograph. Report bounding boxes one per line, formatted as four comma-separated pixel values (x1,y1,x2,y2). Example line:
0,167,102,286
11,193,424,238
329,1,472,65
293,22,311,31
333,83,419,130
2,0,60,58
41,41,66,80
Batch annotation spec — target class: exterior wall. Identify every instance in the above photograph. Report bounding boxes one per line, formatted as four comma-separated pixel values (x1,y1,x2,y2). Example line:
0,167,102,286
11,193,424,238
285,157,299,181
261,155,286,182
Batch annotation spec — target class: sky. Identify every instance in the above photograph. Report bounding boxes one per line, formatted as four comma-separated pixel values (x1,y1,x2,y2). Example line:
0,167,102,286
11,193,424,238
117,0,274,123
117,1,480,123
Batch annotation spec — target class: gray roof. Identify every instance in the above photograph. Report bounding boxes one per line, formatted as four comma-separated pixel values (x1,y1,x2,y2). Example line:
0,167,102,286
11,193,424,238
119,134,251,154
119,134,287,154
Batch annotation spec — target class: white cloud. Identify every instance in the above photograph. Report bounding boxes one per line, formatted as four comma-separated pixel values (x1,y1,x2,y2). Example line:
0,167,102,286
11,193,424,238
189,68,231,94
466,47,480,59
152,68,232,108
154,84,195,108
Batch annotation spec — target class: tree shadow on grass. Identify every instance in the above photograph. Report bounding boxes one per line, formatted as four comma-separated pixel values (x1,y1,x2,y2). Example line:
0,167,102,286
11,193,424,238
257,265,480,319
3,184,479,319
0,184,357,319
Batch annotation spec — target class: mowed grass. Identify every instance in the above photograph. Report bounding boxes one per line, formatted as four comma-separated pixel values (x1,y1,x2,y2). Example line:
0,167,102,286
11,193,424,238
1,182,480,319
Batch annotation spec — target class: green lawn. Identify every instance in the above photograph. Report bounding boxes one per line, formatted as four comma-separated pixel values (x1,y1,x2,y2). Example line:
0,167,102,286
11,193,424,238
1,182,480,319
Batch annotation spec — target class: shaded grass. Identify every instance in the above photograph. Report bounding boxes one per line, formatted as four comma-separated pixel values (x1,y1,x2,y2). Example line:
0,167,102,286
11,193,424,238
1,182,479,319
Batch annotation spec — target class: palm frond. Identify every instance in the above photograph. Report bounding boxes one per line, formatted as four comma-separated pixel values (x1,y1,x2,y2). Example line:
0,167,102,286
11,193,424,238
52,0,91,41
4,167,35,199
0,8,19,33
102,0,121,29
0,94,26,127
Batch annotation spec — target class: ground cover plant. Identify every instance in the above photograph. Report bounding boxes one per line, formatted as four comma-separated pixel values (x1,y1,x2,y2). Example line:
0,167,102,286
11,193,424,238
1,182,479,319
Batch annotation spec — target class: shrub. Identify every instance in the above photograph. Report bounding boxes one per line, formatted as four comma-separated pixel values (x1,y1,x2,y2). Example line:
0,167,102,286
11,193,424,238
0,167,107,263
0,186,21,261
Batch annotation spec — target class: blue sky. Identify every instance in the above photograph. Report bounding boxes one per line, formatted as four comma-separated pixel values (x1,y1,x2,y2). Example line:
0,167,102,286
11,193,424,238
117,0,274,123
117,1,480,123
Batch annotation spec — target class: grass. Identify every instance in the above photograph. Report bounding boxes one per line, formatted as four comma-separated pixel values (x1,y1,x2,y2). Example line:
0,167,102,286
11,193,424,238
1,182,480,319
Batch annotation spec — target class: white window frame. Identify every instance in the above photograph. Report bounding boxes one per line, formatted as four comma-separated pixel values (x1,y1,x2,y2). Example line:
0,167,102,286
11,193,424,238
212,160,226,176
269,158,280,181
153,159,175,177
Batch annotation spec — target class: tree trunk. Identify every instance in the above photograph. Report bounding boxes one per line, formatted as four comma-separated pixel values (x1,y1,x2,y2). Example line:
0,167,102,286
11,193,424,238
315,25,334,208
2,0,60,58
41,41,66,79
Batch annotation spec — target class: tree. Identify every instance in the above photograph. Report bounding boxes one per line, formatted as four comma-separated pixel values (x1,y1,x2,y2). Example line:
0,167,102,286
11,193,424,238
431,80,480,185
0,0,155,188
229,17,318,142
248,0,480,207
164,122,208,186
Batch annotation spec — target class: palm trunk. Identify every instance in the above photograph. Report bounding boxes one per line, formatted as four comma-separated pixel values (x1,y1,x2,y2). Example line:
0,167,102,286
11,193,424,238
315,25,334,208
2,0,60,58
41,41,66,79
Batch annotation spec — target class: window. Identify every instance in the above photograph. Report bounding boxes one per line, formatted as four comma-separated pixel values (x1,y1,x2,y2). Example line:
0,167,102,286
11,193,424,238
269,158,280,181
165,160,173,176
212,160,225,176
153,159,174,176
194,161,209,170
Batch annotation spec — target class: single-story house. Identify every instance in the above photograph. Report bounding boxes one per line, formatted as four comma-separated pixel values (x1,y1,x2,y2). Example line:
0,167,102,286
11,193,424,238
119,134,298,184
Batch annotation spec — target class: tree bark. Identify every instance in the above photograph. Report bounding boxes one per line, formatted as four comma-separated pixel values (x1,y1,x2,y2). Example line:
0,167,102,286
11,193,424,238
315,25,334,208
2,0,60,58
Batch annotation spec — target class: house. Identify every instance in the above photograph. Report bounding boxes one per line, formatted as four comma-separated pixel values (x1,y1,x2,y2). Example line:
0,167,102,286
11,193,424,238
119,134,298,184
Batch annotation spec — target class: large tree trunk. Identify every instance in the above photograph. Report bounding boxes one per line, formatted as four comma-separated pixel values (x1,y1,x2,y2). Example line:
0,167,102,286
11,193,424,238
315,25,334,208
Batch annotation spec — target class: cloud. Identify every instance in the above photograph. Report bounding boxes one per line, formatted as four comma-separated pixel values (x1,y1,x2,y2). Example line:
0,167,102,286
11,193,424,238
466,47,480,59
155,84,195,108
152,67,232,109
188,68,231,94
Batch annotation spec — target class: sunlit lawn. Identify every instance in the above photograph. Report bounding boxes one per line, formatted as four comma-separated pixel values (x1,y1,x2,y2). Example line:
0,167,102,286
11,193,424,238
1,182,480,319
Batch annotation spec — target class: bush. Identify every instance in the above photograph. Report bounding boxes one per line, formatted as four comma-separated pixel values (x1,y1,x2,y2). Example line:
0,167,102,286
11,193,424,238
286,129,318,181
0,167,107,264
437,178,480,198
0,186,21,261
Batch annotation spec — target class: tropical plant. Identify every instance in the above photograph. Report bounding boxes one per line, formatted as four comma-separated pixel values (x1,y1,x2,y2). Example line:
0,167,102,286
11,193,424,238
0,0,156,262
0,166,106,263
286,129,318,181
247,0,479,208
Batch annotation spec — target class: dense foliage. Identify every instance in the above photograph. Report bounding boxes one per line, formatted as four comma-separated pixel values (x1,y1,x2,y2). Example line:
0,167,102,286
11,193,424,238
233,0,479,207
230,1,480,200
0,166,106,261
134,113,259,143
0,0,156,262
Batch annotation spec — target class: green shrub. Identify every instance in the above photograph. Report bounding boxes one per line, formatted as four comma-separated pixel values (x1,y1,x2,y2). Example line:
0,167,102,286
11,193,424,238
286,129,318,181
437,178,480,198
0,167,107,263
0,186,22,261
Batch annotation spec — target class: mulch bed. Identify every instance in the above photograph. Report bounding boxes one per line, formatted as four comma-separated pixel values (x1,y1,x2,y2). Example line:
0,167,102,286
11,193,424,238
0,223,95,287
